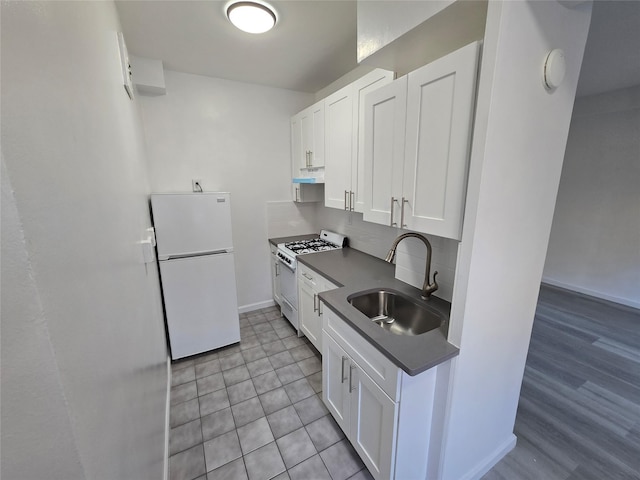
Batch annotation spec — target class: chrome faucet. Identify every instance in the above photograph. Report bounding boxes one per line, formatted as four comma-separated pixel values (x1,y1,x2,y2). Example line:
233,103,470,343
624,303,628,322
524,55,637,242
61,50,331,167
385,232,439,299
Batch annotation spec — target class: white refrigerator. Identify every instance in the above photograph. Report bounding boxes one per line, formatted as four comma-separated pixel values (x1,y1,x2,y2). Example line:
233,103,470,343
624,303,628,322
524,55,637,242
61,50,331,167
151,192,241,359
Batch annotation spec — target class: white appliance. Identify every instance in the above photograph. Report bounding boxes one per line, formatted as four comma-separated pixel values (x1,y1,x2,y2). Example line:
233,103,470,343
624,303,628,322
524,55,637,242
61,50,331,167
276,230,346,333
151,192,240,360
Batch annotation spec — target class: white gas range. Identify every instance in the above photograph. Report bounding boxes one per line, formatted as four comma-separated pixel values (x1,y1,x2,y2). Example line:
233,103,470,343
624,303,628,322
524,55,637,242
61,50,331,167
276,230,347,334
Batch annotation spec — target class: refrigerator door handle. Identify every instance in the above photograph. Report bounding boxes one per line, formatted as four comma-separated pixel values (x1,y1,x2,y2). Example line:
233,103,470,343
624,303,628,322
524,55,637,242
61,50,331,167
165,249,232,260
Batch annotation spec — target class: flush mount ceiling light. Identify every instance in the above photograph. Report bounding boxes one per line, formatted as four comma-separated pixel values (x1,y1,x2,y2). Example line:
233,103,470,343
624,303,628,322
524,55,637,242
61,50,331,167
226,1,277,34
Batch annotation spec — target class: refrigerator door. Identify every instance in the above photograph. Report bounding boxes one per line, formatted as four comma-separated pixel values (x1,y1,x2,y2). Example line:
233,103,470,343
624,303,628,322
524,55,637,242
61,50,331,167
152,193,233,260
160,252,240,359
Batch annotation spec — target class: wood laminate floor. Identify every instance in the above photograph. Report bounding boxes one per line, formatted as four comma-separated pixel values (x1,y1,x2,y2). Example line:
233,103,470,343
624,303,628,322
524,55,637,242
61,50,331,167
483,284,640,480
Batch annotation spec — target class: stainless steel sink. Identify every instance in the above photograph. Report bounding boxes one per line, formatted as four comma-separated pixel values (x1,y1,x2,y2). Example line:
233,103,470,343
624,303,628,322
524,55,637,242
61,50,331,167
347,289,444,336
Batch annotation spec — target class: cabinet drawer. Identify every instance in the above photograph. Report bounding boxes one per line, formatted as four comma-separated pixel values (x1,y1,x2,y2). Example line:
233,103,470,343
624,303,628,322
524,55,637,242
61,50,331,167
298,263,339,292
323,307,400,401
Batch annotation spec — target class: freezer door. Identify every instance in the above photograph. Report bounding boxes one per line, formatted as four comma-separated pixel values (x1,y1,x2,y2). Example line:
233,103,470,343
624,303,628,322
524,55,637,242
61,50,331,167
152,193,233,259
160,252,240,359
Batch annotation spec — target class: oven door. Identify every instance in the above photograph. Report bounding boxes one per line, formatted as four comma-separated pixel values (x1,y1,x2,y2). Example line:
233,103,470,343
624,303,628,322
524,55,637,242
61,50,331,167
278,258,298,310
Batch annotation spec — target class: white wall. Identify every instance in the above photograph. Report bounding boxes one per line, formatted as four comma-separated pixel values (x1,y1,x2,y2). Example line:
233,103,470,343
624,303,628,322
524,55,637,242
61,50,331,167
440,1,592,479
1,2,168,479
138,70,313,311
543,85,640,309
356,0,454,62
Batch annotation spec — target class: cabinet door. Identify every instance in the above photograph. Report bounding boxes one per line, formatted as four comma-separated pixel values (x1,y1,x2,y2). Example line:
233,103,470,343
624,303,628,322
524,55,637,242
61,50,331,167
352,69,395,213
301,101,325,168
324,85,353,210
291,112,304,174
322,334,350,434
362,77,407,227
402,41,479,239
349,365,397,480
298,278,321,351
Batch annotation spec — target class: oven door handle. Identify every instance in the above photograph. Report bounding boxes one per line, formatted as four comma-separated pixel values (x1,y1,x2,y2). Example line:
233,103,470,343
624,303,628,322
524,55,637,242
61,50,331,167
277,257,296,272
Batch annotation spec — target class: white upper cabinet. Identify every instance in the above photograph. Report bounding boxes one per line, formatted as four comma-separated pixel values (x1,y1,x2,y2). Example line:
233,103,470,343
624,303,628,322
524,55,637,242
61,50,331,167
291,100,325,203
324,69,394,212
362,77,408,227
363,42,479,240
292,100,325,174
324,84,354,210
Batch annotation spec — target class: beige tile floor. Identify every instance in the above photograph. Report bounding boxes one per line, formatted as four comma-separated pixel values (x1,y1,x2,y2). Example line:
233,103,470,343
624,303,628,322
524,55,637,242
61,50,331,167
168,306,373,480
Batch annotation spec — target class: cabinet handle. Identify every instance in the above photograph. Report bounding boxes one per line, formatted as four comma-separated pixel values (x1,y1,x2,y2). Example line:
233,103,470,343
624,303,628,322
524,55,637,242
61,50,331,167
275,262,279,277
390,197,398,227
344,190,349,210
341,356,348,383
350,191,354,211
313,293,318,313
349,364,357,392
305,151,309,168
309,150,313,167
295,187,300,202
318,301,322,316
401,197,409,228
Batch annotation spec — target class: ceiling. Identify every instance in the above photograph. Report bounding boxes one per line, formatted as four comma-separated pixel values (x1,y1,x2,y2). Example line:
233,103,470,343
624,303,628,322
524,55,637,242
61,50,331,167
116,0,640,97
115,0,357,94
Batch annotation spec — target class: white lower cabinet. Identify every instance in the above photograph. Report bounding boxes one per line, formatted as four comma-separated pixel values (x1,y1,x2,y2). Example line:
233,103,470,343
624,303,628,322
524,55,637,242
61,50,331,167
324,334,397,478
297,263,338,352
322,306,450,480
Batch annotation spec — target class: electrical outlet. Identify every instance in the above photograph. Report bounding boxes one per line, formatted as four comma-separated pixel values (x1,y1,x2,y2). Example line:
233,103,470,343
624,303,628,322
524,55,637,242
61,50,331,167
192,179,203,192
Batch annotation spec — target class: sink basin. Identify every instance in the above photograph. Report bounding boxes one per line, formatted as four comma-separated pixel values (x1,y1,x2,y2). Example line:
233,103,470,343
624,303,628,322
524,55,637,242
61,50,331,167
347,289,444,336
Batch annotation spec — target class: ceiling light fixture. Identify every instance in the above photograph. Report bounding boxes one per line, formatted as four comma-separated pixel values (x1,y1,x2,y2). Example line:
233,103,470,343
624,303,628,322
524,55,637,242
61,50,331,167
226,1,277,34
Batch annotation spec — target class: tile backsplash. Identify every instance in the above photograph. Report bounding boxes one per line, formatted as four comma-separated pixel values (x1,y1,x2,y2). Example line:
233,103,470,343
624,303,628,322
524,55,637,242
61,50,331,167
393,234,458,302
315,207,400,259
315,205,458,303
266,201,458,303
266,201,317,238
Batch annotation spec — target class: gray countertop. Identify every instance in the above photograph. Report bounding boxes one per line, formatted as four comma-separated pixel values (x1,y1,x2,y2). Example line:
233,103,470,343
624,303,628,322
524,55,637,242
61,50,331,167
284,246,460,376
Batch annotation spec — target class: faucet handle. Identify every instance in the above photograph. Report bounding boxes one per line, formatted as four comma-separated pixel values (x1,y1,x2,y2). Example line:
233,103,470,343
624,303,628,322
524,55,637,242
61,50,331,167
422,271,439,299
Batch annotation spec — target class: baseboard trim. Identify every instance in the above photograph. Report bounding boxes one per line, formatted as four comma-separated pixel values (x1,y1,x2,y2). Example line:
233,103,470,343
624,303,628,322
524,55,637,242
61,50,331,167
458,434,517,480
163,355,171,480
541,277,640,310
238,299,276,314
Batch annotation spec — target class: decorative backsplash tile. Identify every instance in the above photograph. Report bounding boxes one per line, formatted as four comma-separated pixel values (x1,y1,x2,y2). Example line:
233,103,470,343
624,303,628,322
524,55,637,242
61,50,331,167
315,205,458,302
266,201,317,238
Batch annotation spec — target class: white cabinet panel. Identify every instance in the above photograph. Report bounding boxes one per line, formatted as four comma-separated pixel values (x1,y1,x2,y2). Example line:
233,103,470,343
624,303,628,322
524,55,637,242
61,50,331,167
291,101,325,203
363,41,479,240
292,101,325,173
350,366,397,480
325,85,354,210
324,307,400,401
323,333,350,433
352,70,396,213
324,69,394,212
403,42,478,238
299,278,321,348
297,263,337,352
362,78,407,227
322,306,450,480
